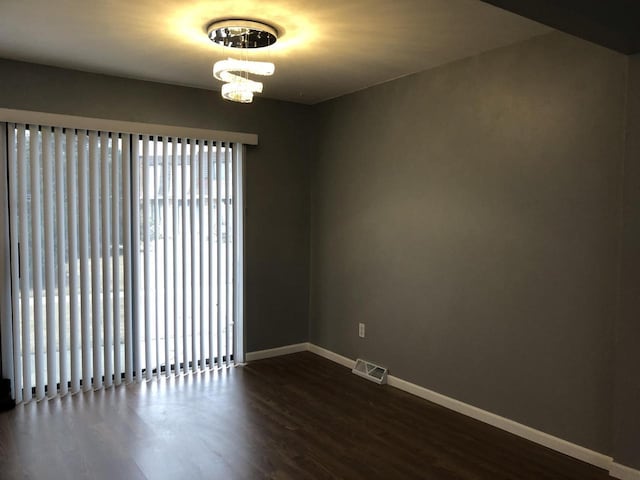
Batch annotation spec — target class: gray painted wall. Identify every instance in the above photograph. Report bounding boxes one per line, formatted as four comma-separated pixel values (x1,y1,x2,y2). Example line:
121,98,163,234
1,33,637,468
310,32,627,454
614,53,640,469
0,58,313,353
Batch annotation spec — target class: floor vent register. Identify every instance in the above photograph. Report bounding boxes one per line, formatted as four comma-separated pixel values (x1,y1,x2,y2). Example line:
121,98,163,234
352,359,388,385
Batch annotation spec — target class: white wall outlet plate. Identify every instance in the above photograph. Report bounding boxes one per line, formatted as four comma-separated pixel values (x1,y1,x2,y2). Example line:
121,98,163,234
358,323,365,338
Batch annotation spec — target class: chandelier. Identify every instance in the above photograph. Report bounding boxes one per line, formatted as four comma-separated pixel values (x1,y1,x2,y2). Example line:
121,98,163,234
208,19,277,103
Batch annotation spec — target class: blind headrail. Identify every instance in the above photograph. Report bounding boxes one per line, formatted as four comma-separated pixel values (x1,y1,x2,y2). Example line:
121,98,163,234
0,108,258,145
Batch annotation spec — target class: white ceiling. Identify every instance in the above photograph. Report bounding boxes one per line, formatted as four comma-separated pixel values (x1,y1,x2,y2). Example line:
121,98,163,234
0,0,551,105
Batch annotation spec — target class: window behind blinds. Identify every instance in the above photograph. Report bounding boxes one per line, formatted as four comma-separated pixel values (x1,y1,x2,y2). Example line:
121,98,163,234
1,123,244,402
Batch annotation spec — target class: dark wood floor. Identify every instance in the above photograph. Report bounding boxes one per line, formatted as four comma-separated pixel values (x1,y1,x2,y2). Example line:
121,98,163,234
0,352,613,479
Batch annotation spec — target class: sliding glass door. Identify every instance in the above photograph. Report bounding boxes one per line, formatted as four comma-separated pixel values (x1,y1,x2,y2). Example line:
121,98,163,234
1,123,244,402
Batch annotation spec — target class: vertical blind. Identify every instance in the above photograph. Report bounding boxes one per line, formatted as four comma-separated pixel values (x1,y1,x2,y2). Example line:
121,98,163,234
2,123,244,402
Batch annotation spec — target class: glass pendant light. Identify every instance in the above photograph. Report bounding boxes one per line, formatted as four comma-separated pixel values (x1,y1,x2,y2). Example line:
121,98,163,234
208,20,277,103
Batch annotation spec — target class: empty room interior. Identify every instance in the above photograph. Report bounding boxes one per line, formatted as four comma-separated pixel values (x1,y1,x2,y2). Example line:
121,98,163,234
0,1,639,479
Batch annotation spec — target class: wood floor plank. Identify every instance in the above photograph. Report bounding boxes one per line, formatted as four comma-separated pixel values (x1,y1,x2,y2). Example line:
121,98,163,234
0,352,614,479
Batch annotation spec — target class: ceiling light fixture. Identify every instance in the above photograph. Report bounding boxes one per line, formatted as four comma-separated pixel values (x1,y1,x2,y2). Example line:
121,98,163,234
208,19,277,103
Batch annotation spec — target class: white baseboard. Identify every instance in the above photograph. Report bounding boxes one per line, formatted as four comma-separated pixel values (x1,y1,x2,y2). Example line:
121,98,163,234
610,463,640,480
307,344,356,369
246,342,638,479
385,374,611,470
245,342,309,362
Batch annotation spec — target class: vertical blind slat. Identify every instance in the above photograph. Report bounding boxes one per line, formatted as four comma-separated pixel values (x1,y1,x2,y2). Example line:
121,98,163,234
226,144,232,366
101,133,113,388
67,129,80,394
89,131,103,390
55,128,68,395
153,138,160,375
190,140,197,372
17,126,32,402
123,134,134,383
78,130,92,391
230,145,236,365
208,143,215,366
30,125,45,400
172,138,179,376
199,142,205,369
112,135,122,386
42,127,57,396
233,144,244,364
162,137,170,375
8,125,23,403
142,137,152,380
181,139,188,373
131,137,141,382
216,143,222,368
17,125,32,402
0,124,15,398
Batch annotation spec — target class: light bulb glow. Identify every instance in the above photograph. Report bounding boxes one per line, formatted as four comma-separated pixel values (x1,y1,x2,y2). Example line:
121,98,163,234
222,83,256,103
213,58,275,103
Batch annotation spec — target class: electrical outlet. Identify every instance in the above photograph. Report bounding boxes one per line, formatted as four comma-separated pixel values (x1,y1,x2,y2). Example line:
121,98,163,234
358,323,365,338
